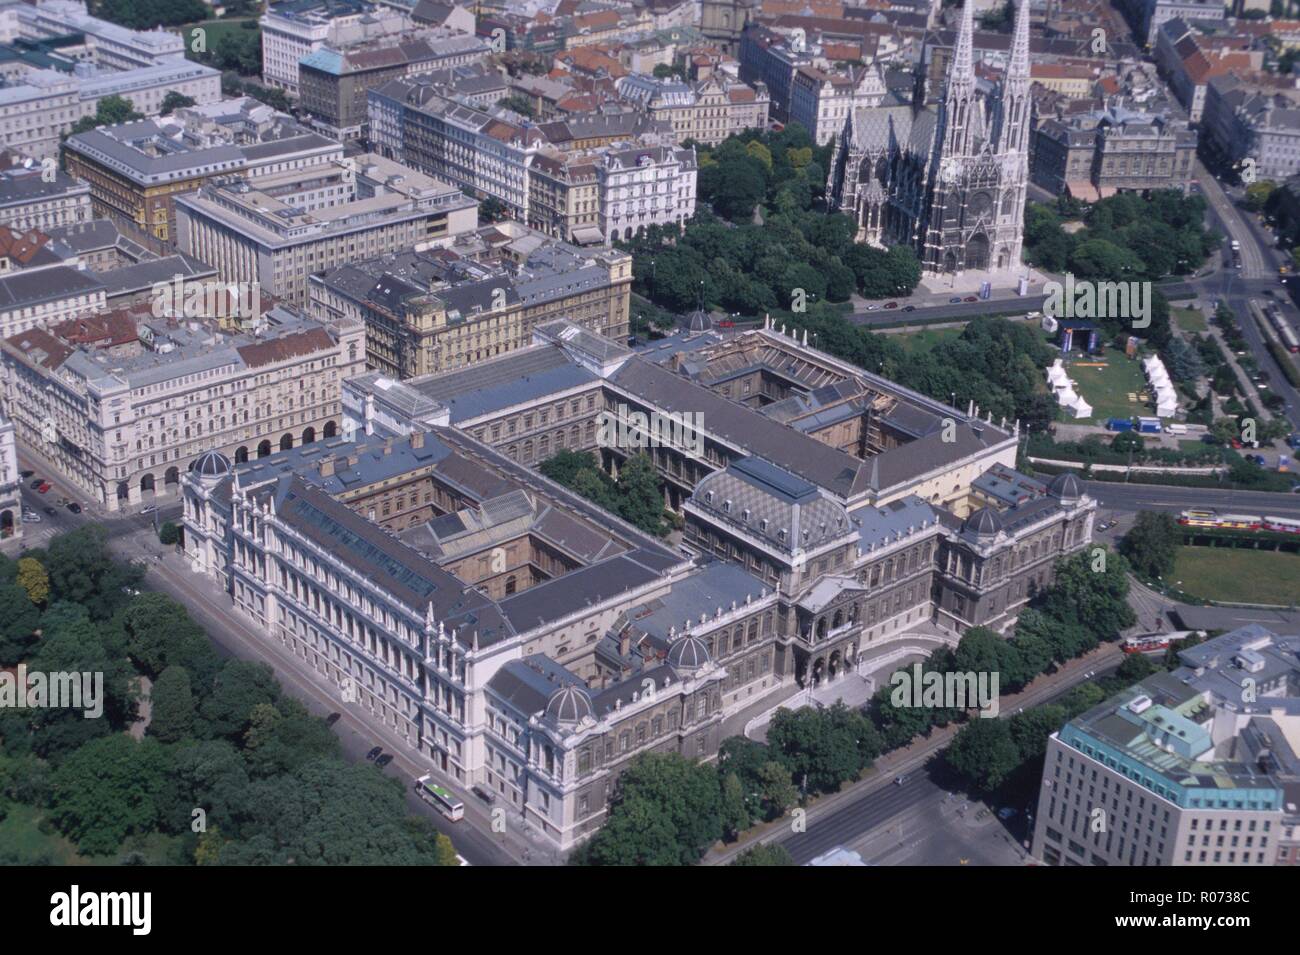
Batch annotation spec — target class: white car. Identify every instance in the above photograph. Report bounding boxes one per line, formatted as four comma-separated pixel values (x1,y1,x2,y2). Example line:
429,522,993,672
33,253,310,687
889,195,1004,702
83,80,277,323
21,512,40,523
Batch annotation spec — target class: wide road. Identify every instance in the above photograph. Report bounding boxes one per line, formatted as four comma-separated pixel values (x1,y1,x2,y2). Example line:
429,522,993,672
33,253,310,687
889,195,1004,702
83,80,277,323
771,651,1123,865
1086,481,1300,517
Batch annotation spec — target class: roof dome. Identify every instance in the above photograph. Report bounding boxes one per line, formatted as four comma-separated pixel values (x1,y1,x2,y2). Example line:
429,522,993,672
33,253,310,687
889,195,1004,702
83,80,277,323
963,506,1003,537
687,308,712,332
192,449,232,479
667,634,711,671
1047,471,1083,502
544,685,594,725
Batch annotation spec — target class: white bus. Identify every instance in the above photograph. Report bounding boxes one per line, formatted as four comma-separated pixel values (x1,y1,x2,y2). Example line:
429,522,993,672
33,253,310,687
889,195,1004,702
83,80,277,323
1165,423,1187,435
415,775,464,821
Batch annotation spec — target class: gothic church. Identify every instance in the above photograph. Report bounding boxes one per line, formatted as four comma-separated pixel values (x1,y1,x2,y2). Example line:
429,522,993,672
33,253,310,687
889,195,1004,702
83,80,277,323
828,0,1031,275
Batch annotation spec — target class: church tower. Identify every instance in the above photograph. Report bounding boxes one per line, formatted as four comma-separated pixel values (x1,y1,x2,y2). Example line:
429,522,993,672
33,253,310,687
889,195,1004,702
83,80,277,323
700,0,757,56
920,0,1030,275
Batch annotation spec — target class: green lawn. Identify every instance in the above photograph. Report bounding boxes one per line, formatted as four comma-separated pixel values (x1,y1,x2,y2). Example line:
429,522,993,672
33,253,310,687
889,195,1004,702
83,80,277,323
1172,546,1300,606
1173,306,1208,334
890,327,964,354
1064,354,1151,424
0,803,87,865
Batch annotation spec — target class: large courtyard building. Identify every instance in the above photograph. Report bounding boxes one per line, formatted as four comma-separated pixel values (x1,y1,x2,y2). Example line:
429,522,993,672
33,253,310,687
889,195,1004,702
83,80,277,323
174,154,479,307
181,318,1095,849
309,220,632,376
1,299,365,511
615,71,771,147
1031,625,1300,866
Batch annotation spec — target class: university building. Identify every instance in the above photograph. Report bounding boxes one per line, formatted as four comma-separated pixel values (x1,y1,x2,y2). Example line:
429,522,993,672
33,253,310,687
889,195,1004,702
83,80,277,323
182,318,1095,849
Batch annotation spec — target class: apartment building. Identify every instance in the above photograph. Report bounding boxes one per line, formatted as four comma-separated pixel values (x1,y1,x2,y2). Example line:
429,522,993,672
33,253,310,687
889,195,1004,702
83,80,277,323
0,300,365,511
1031,625,1300,866
308,221,632,376
0,59,221,162
259,0,416,95
0,413,19,543
13,0,185,70
1032,108,1197,200
0,265,106,339
297,30,492,140
175,154,479,307
63,104,343,242
593,141,697,243
789,64,885,147
1202,74,1300,182
0,164,92,232
1154,18,1262,124
615,71,771,146
738,24,815,122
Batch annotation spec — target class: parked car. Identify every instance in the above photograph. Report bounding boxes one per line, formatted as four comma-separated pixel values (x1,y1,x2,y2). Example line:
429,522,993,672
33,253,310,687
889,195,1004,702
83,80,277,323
20,469,33,479
471,785,496,805
997,807,1017,820
29,478,43,490
37,483,51,494
903,305,917,312
894,775,907,785
66,502,81,514
325,712,341,726
140,505,156,515
884,301,899,309
949,296,962,304
963,295,978,303
866,304,881,311
365,746,383,761
375,753,394,768
21,513,40,523
43,506,56,517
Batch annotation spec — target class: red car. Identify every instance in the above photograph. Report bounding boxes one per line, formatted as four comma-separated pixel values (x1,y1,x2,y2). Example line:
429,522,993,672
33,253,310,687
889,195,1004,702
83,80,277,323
717,319,736,328
37,482,51,494
884,301,899,309
963,295,978,303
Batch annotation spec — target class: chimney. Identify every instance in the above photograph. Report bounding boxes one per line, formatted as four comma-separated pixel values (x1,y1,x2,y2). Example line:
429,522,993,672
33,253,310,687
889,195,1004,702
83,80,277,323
411,431,424,449
320,458,335,477
383,437,393,455
619,629,630,657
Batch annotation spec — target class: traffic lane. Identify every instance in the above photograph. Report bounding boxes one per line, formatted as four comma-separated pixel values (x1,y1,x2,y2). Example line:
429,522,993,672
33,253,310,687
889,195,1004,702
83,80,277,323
1087,481,1300,517
774,655,1122,864
130,542,517,867
848,294,1047,326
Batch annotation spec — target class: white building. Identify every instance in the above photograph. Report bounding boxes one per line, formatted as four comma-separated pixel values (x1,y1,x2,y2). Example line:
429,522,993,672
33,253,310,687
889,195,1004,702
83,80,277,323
596,143,697,244
0,414,20,544
259,0,418,95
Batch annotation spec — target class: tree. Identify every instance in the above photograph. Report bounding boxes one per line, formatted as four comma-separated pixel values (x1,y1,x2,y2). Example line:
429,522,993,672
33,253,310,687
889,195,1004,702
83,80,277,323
730,843,796,866
766,704,867,795
944,718,1020,793
581,752,724,865
15,558,49,606
0,583,41,665
1037,549,1135,642
158,521,180,546
1119,511,1179,579
148,666,196,744
755,760,798,820
1110,431,1145,455
1008,705,1068,762
67,95,143,136
49,735,171,856
160,91,196,116
719,771,750,840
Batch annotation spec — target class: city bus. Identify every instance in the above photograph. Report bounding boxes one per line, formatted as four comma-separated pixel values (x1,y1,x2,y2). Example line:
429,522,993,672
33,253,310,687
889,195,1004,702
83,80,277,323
415,775,464,821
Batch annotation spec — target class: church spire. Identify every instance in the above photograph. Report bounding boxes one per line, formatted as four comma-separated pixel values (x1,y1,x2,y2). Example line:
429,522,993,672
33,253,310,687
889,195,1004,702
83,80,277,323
938,0,979,158
1000,0,1033,154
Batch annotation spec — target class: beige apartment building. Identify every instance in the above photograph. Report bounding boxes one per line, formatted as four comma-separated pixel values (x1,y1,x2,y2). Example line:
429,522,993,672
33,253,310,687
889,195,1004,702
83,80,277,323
309,221,633,377
0,300,365,511
616,72,771,147
174,154,479,307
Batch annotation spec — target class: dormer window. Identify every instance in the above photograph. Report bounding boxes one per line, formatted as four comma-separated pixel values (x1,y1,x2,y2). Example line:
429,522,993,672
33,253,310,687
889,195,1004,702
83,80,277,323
741,508,750,521
723,499,731,512
778,529,786,542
